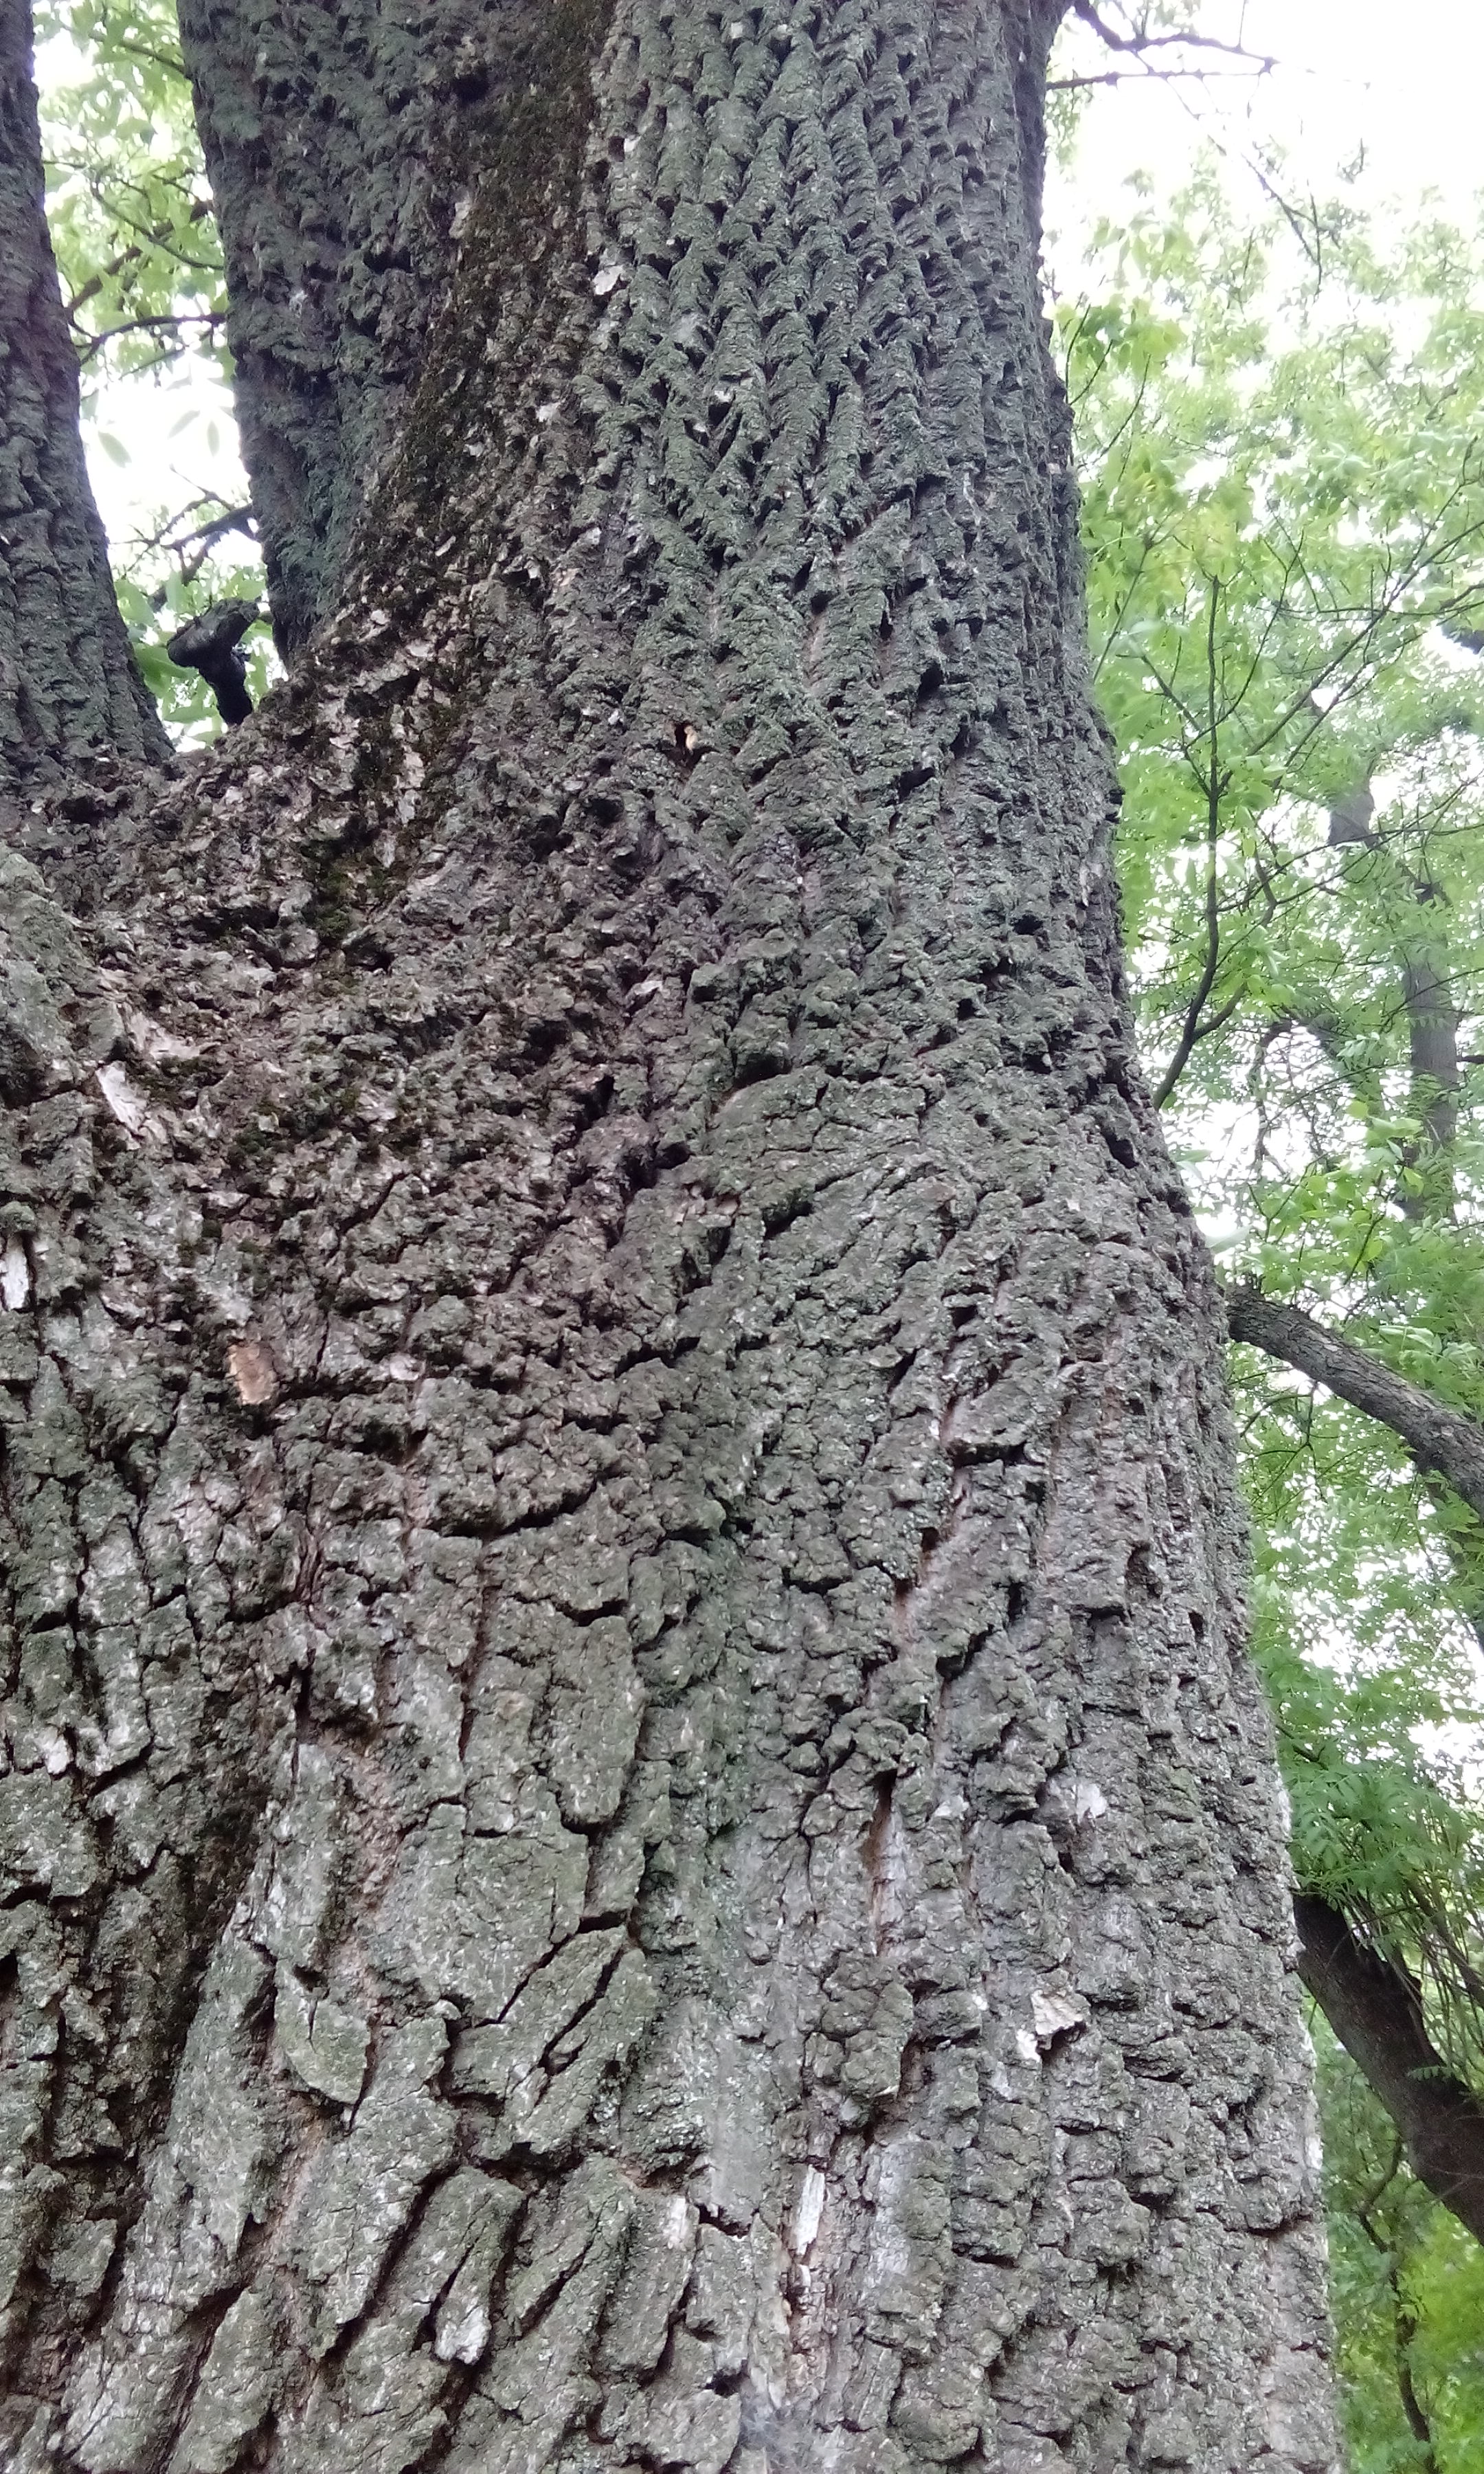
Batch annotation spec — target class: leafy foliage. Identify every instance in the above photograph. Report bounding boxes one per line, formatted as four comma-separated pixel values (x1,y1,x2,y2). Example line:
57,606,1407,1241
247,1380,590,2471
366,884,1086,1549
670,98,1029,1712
1061,166,1484,2436
1062,164,1484,2033
1318,2020,1484,2471
35,0,221,387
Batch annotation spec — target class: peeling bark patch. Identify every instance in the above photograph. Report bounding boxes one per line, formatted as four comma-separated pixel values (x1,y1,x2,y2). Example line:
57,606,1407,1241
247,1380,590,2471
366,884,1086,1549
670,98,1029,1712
227,1338,280,1407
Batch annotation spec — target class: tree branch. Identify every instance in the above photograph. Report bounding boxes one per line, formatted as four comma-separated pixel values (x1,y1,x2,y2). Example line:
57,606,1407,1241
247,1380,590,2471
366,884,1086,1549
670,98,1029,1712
1226,1284,1484,1526
1349,2150,1441,2466
75,309,225,366
1049,4,1275,91
1153,577,1226,1107
1296,1893,1484,2249
65,197,214,322
1066,0,1274,70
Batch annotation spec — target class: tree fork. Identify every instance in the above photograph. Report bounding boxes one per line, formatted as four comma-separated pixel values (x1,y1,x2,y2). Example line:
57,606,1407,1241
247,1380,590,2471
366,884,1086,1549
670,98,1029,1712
0,3,1336,2468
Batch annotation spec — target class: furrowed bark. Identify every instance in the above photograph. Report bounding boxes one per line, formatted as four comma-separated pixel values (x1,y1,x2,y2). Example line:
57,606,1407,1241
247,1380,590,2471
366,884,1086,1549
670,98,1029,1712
1225,1283,1484,1526
0,2,1337,2467
1295,1895,1484,2249
0,0,169,790
175,0,605,656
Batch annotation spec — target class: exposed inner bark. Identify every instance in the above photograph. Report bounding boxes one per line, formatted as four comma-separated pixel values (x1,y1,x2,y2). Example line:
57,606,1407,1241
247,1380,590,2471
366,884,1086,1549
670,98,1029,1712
0,1,1336,2467
1295,1895,1484,2248
0,0,170,791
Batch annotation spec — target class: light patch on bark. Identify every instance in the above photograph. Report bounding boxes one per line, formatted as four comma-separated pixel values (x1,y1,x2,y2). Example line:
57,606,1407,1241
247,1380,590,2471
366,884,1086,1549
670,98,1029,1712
95,1062,159,1142
227,1338,279,1405
1,1235,30,1309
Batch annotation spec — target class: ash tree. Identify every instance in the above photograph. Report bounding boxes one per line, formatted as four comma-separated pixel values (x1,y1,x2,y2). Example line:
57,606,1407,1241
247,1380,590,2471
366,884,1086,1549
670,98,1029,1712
0,3,1337,2471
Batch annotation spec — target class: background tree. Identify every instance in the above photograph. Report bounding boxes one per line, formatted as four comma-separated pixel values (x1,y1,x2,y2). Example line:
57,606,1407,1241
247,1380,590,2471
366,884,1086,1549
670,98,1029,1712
1062,169,1484,2465
0,1,1342,2469
1316,2022,1484,2473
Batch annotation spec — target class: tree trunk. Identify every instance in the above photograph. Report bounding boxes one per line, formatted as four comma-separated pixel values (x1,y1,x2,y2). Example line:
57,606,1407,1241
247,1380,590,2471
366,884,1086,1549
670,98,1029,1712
175,0,598,657
0,0,169,791
0,3,1338,2468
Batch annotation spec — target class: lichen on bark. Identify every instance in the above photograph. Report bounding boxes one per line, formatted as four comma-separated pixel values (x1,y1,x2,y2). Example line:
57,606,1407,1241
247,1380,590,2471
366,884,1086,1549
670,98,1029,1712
0,1,1338,2467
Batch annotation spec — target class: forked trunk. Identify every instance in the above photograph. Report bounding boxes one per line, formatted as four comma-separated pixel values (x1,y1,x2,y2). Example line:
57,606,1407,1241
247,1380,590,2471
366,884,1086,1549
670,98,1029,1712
0,3,1336,2467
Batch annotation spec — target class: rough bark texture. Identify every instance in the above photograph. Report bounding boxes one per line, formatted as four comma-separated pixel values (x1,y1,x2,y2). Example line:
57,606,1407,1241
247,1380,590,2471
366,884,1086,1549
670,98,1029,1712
1295,1895,1484,2249
176,0,590,655
0,2,1337,2468
0,1,170,789
1226,1282,1484,1527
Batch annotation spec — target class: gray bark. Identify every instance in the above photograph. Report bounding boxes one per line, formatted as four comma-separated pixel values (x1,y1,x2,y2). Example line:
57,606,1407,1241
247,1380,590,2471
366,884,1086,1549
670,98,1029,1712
176,0,601,656
0,0,170,790
1325,785,1460,1218
0,2,1337,2468
1400,922,1459,1204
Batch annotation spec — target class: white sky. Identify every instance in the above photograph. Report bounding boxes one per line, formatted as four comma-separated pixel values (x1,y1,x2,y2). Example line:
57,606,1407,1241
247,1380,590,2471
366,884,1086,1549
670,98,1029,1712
1048,0,1484,293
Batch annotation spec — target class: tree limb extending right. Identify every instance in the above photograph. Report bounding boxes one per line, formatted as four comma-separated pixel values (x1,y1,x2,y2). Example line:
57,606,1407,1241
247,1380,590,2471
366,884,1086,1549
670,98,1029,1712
1226,1282,1484,1526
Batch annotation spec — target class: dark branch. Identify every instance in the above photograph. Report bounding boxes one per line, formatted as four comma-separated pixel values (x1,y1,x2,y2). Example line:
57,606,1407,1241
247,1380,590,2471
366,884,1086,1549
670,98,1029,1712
75,309,226,368
1066,0,1275,72
166,598,261,724
144,504,258,601
1226,1283,1484,1527
65,198,215,324
1048,62,1271,89
1296,1893,1484,2249
1348,2146,1441,2464
163,504,256,555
